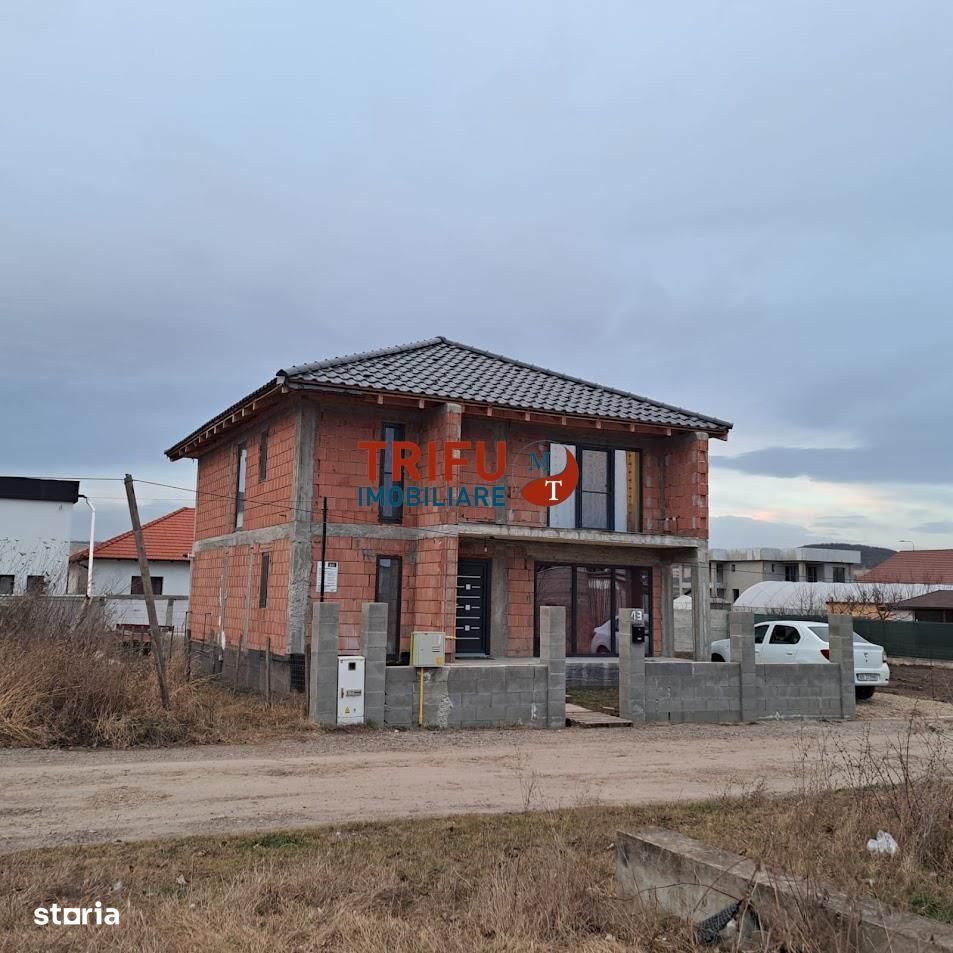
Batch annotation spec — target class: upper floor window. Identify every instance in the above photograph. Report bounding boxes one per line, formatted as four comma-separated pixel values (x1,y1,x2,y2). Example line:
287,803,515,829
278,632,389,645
806,565,819,583
379,423,405,523
784,564,799,582
26,575,47,594
235,444,248,529
832,566,846,583
577,447,613,531
0,575,14,595
550,445,638,533
258,429,269,482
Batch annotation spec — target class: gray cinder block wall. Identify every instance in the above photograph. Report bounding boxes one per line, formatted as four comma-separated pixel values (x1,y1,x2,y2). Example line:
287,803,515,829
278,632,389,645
620,611,856,724
309,602,565,729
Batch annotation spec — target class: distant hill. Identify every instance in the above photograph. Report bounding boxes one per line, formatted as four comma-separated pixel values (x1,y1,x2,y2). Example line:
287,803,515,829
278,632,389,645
807,543,896,569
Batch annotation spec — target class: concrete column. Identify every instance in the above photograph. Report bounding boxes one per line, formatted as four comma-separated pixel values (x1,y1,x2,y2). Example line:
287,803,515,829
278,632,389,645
539,606,566,729
309,602,338,726
617,608,646,722
827,613,856,719
690,555,711,660
287,403,317,654
660,564,675,657
729,611,757,722
361,602,388,725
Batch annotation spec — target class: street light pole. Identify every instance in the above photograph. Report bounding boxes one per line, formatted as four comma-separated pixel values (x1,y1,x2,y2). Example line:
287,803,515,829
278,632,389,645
78,494,96,598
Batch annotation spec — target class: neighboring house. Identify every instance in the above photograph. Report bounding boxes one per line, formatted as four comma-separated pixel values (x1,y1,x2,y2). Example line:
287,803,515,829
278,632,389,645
0,476,79,595
68,507,194,596
860,549,953,586
709,547,861,602
167,338,731,690
895,590,953,623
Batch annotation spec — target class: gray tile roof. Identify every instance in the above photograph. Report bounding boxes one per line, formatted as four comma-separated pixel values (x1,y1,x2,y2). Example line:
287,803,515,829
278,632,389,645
279,337,731,432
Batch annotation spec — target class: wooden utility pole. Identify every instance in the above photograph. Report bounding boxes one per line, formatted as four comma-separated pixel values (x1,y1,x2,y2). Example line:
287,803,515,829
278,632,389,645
124,474,171,709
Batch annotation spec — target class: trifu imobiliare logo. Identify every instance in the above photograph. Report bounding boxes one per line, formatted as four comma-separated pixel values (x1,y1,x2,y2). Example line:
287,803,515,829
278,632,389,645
356,439,578,510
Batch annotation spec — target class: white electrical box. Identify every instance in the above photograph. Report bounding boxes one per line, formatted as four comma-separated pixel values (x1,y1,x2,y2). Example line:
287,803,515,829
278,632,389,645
410,631,446,668
337,655,365,725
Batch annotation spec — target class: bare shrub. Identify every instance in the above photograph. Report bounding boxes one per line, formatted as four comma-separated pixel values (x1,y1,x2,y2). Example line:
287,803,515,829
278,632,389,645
0,596,308,748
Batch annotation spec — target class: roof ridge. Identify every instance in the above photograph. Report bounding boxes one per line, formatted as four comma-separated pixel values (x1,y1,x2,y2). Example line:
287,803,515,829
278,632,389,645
278,337,447,379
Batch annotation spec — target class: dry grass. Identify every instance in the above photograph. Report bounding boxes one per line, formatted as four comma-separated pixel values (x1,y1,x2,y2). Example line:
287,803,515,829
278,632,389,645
0,597,312,749
4,723,953,953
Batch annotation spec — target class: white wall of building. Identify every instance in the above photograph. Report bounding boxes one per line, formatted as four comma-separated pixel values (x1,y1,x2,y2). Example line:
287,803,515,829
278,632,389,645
0,498,74,594
69,558,191,596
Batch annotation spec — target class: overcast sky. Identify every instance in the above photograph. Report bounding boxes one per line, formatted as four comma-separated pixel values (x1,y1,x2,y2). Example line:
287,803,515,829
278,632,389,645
2,1,952,547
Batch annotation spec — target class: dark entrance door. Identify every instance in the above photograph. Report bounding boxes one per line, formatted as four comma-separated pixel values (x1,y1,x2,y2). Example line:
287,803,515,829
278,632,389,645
455,558,490,656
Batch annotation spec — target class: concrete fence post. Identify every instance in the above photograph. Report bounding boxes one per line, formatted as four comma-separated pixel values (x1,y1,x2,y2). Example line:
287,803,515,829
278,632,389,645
309,602,339,726
827,613,856,719
729,611,757,722
539,606,566,729
690,556,711,660
361,602,388,725
618,608,646,722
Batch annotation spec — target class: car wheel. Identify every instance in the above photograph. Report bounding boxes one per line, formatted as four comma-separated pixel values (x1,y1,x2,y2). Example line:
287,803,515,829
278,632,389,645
855,686,875,701
711,654,725,663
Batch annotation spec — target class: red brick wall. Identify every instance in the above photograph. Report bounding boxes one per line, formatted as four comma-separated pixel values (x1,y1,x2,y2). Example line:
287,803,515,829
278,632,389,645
187,540,289,652
194,410,298,540
662,434,709,539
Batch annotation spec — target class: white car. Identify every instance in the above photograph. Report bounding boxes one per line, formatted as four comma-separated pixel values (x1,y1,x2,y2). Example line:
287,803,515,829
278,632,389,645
710,620,890,700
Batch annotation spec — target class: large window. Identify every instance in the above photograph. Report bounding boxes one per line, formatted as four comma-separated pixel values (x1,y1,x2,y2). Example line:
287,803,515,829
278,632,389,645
832,566,846,583
784,564,799,582
535,563,651,656
375,556,402,660
235,444,248,529
0,575,14,594
577,448,613,530
379,423,405,523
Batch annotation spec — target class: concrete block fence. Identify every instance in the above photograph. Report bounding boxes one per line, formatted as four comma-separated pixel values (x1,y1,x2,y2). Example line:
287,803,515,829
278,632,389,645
308,602,566,728
618,608,856,723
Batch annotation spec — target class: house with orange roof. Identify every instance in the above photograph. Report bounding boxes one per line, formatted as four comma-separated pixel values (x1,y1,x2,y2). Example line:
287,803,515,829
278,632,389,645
68,507,195,597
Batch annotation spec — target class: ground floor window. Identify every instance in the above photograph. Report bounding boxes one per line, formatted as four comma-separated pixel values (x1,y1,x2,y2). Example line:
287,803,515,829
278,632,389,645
534,563,651,656
375,556,402,661
131,575,163,595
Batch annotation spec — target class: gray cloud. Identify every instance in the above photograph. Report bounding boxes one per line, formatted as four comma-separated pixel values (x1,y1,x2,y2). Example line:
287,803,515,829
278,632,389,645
1,1,952,548
911,521,953,534
710,516,821,550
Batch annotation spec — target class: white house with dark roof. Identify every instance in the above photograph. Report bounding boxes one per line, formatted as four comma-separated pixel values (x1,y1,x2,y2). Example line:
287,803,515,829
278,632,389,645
0,476,80,595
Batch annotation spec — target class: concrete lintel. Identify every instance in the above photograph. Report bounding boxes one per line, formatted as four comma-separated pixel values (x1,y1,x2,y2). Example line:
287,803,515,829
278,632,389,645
193,522,292,553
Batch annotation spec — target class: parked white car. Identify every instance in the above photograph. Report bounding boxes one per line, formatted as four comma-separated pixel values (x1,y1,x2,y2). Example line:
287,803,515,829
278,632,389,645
710,620,890,700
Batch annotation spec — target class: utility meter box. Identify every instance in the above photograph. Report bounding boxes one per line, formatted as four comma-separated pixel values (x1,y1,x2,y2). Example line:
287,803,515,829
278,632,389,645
337,655,365,725
410,631,446,667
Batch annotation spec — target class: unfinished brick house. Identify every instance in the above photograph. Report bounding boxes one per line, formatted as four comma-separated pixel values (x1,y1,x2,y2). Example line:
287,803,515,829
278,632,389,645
166,338,731,692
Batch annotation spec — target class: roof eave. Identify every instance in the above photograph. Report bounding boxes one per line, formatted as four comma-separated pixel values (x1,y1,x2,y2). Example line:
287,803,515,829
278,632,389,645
284,378,731,437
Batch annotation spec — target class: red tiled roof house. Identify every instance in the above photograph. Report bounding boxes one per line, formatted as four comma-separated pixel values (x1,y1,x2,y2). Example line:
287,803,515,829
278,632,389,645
69,507,194,597
166,339,731,693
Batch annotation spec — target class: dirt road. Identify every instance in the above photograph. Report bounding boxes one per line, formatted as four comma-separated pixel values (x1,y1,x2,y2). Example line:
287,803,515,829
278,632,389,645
1,710,946,855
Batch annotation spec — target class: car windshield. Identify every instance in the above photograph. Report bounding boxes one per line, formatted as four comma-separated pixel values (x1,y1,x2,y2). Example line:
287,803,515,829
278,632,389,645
807,623,873,646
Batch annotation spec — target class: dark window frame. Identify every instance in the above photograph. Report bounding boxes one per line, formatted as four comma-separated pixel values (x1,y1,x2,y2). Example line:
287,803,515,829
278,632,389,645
533,560,652,658
575,445,615,532
784,564,799,582
235,443,248,529
258,429,269,483
131,575,164,596
806,565,819,583
378,422,405,524
832,566,846,583
375,555,403,661
258,551,270,608
0,574,13,595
